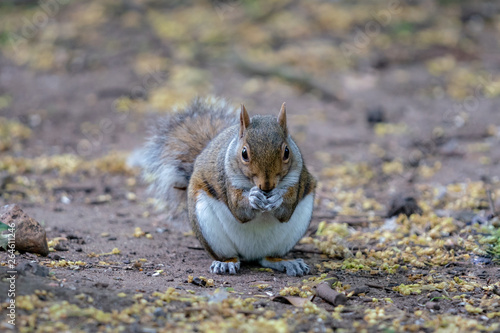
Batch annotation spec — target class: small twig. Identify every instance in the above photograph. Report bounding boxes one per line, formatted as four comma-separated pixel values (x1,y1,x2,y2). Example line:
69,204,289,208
290,248,323,255
334,219,384,226
366,283,384,289
316,282,347,306
307,227,318,237
237,310,261,315
315,192,337,200
311,217,383,226
448,261,469,266
96,264,132,270
486,189,496,217
349,246,368,251
313,214,385,221
338,213,386,219
312,214,338,220
234,55,345,104
335,220,370,225
52,185,96,194
0,190,27,197
184,307,259,316
183,307,204,313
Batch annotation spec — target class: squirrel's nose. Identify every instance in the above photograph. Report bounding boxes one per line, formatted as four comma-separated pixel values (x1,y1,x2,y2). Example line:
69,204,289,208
259,183,274,193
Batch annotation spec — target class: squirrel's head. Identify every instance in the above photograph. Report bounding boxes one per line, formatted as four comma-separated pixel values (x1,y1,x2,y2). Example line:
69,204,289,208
237,103,292,192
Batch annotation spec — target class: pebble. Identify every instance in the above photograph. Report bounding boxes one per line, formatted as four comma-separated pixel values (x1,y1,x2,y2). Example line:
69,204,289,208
16,262,50,277
366,106,385,126
141,328,157,333
54,243,69,251
116,211,130,217
471,256,492,265
61,196,71,204
428,291,442,300
255,300,267,308
387,196,423,218
0,204,49,256
425,302,440,311
153,307,166,318
191,277,206,286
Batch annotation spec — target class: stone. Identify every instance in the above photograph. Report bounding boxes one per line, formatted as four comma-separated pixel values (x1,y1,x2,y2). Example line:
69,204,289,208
425,301,440,311
387,195,423,218
0,204,49,256
16,262,50,277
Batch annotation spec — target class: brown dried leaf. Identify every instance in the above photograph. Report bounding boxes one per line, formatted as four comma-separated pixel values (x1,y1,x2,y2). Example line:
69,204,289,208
272,295,313,307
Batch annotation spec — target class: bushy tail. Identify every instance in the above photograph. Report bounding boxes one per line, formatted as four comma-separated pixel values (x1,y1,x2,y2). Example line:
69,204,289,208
139,97,237,212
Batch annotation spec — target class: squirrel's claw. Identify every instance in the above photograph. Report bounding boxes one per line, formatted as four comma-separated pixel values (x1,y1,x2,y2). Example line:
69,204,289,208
249,187,284,212
259,258,310,277
284,258,310,276
264,189,284,211
210,260,240,275
249,187,269,211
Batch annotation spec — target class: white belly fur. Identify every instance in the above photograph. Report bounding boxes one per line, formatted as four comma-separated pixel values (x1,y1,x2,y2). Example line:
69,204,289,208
195,192,314,261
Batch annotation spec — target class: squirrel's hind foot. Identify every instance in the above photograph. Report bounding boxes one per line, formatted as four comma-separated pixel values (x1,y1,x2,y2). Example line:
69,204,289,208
259,257,310,277
210,259,240,275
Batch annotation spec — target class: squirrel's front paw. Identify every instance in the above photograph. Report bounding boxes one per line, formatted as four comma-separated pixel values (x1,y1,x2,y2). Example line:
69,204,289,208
264,188,284,211
210,260,240,275
249,187,269,211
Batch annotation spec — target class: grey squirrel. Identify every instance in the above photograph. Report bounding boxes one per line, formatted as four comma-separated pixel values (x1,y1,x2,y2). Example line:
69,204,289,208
142,97,316,276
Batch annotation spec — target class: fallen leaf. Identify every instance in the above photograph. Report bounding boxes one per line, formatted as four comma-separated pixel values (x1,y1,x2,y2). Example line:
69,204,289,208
272,295,313,307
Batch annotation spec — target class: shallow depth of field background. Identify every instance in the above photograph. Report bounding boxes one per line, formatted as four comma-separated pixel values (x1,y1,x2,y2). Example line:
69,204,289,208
1,1,500,332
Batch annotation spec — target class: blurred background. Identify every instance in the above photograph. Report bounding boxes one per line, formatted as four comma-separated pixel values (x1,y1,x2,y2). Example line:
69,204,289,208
0,0,499,210
1,2,500,330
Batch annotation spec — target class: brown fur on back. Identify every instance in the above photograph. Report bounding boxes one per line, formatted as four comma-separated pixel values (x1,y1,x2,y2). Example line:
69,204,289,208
141,97,238,211
163,106,236,178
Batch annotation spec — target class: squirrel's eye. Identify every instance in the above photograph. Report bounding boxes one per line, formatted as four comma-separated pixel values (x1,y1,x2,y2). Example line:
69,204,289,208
241,147,249,162
283,146,290,161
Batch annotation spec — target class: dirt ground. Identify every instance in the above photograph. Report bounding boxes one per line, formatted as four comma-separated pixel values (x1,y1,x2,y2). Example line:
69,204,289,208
1,1,500,332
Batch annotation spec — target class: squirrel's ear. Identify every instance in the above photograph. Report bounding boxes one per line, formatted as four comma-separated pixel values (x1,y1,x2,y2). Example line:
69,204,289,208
240,104,251,138
278,102,288,135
